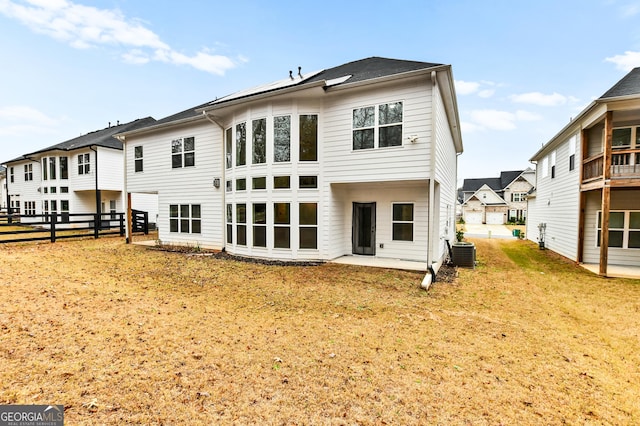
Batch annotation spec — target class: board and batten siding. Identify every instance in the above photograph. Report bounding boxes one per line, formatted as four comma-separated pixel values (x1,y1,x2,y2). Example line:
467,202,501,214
434,82,458,259
582,189,640,266
126,120,224,249
527,133,581,260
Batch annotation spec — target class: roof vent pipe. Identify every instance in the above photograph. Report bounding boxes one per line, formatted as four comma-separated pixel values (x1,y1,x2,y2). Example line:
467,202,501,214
289,70,294,80
298,66,303,78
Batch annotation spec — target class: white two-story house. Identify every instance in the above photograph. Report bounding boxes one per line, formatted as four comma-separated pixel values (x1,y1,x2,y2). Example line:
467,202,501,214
117,57,463,278
528,68,640,276
2,118,157,226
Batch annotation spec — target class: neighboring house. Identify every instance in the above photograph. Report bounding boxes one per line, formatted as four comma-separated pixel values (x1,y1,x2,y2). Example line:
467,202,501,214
0,166,6,212
1,118,158,226
116,57,463,276
459,169,535,224
527,67,640,276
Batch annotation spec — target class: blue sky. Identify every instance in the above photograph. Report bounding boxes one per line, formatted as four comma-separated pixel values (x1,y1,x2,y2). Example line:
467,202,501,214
1,0,640,184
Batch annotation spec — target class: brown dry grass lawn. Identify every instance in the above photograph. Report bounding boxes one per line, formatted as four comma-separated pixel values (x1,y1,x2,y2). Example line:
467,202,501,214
0,237,639,425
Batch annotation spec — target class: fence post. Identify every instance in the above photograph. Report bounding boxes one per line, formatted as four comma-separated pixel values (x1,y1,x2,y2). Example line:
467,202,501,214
143,212,149,234
119,213,125,236
94,214,99,239
50,213,57,243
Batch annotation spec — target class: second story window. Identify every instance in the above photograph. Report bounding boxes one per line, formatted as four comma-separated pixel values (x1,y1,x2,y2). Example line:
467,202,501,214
24,164,33,181
236,123,246,167
353,102,403,150
252,118,266,164
299,114,318,161
274,116,291,162
78,153,90,175
10,167,14,183
49,157,57,180
134,146,143,172
172,137,195,168
60,157,68,179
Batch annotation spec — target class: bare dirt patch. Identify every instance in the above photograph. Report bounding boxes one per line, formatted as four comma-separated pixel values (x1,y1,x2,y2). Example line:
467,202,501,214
0,237,639,424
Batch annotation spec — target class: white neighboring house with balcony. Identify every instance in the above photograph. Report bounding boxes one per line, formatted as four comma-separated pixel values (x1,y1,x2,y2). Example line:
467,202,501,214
1,118,158,227
117,57,463,276
527,67,640,276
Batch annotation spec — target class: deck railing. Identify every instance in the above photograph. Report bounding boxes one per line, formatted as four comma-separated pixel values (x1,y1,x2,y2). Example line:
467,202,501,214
582,149,640,182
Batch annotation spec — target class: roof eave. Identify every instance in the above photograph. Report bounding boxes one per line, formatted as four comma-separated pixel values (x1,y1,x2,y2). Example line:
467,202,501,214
116,115,205,140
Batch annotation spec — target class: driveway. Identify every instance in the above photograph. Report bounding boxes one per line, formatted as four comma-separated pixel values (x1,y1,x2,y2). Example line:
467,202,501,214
464,223,515,239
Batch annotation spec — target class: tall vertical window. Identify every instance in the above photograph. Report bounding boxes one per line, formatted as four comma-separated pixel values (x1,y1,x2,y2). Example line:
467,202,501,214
392,203,414,241
274,203,290,249
236,123,246,166
171,137,195,168
299,203,317,249
274,115,291,162
49,157,56,180
169,204,201,233
226,204,233,244
551,151,556,179
225,127,233,169
134,146,143,172
42,159,48,180
252,118,266,164
61,200,69,223
299,114,318,161
353,102,403,150
60,156,68,179
236,204,247,245
24,164,33,181
253,203,267,247
78,153,90,175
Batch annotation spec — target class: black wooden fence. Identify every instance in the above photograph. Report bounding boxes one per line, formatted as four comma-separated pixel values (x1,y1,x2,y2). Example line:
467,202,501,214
0,211,149,244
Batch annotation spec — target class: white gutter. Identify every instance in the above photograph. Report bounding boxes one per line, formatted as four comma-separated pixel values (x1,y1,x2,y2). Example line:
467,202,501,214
202,111,227,250
423,70,438,290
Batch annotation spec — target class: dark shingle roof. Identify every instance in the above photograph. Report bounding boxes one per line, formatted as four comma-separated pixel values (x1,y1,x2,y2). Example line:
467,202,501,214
462,170,524,193
125,57,445,133
3,117,156,164
500,170,524,188
37,117,156,153
461,177,503,193
305,56,443,86
599,67,640,99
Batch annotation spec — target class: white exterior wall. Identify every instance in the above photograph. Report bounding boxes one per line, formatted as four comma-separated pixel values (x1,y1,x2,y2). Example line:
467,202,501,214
97,147,124,191
433,83,458,261
526,133,581,260
125,120,224,249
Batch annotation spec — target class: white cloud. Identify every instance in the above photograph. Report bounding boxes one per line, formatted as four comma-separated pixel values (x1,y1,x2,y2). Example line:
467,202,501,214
509,92,569,107
467,108,542,132
0,0,237,75
0,105,57,125
605,51,640,71
478,89,495,98
455,80,480,95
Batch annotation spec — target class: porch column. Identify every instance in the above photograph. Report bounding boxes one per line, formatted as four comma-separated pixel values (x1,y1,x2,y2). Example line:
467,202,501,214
599,112,613,276
126,192,132,244
577,191,586,263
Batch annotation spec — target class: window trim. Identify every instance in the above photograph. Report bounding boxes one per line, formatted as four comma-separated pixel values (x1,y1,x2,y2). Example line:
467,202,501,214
169,204,201,234
171,137,195,169
596,210,640,249
134,146,144,173
352,101,404,151
392,203,414,242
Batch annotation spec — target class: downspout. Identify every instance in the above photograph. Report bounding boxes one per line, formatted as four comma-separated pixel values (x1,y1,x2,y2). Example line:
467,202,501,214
89,146,100,235
422,70,438,289
202,111,226,250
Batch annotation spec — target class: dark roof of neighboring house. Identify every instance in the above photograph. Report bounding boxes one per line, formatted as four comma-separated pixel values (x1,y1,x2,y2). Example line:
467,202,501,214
3,117,156,164
462,170,524,193
600,67,640,99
